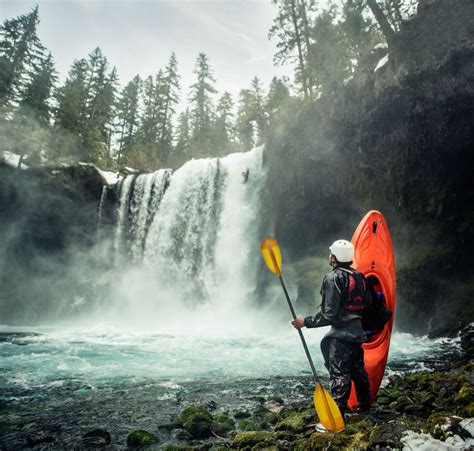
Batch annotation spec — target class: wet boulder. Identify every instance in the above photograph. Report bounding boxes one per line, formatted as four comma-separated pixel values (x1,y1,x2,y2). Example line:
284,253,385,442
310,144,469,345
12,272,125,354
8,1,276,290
177,405,213,438
429,414,465,441
367,422,408,449
264,399,283,414
455,383,474,417
234,409,252,419
174,429,193,441
275,411,307,433
126,430,158,447
232,431,278,448
211,411,235,436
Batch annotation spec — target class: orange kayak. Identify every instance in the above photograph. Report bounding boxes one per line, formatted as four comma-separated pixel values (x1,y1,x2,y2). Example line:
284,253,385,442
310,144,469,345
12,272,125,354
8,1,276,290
348,210,396,408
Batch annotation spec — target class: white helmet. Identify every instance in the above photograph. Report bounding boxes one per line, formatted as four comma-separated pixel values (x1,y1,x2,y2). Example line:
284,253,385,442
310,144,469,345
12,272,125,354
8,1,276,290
329,239,354,263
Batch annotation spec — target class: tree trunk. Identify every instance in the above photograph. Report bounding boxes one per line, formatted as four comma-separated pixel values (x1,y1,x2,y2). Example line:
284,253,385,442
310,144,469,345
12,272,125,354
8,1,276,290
289,0,309,100
367,0,396,48
299,0,314,99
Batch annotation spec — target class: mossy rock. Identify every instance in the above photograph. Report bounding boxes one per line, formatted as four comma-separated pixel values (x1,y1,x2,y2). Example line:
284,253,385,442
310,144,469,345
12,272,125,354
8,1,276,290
178,405,213,438
344,418,373,436
275,406,293,421
367,422,407,449
126,430,158,447
381,385,402,400
212,412,235,436
174,428,193,441
307,431,350,449
232,431,277,448
262,410,279,425
375,395,390,405
455,384,474,404
239,419,265,432
428,413,463,440
390,394,413,411
275,431,297,441
275,411,308,433
252,396,266,404
460,401,474,417
289,438,310,450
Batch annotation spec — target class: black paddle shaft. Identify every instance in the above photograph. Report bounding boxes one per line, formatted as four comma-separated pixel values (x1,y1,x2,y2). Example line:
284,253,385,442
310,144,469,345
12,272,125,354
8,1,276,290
278,275,320,384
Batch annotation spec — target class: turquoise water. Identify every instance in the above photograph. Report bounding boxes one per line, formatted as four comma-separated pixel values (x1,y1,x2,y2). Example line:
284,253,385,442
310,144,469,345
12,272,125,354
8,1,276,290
0,324,458,401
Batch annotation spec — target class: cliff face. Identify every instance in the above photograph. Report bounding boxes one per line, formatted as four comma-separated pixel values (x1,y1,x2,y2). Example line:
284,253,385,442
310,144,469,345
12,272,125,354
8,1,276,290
0,163,114,323
264,0,474,337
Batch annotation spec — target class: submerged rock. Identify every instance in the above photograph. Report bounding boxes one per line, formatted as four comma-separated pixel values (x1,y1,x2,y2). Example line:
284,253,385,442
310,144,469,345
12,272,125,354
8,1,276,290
26,433,56,446
234,410,252,419
82,428,111,446
126,430,158,447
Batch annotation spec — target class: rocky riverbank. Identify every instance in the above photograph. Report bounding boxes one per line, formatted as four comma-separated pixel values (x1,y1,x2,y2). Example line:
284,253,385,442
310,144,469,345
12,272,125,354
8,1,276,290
54,327,471,450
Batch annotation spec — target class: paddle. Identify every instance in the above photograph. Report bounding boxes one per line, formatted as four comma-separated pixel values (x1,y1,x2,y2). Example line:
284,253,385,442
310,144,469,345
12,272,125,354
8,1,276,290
260,236,345,433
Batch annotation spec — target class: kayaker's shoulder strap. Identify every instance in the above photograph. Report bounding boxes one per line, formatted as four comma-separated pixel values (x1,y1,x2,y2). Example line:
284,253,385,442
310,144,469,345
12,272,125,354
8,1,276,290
336,267,353,275
333,267,352,293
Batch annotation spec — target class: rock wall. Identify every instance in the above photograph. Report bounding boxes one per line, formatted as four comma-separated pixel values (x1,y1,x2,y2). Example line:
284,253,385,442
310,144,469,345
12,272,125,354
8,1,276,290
0,163,114,322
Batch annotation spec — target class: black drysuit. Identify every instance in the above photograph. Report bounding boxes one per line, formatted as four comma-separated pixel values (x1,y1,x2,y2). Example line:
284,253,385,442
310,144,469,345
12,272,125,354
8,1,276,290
304,266,371,415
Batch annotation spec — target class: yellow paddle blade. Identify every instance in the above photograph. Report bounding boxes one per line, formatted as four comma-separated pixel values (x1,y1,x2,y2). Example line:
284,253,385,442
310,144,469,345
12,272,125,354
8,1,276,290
260,236,282,275
314,382,345,433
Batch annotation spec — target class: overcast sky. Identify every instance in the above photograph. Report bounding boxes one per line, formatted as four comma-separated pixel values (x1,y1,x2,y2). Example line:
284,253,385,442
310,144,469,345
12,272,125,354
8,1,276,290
1,0,294,110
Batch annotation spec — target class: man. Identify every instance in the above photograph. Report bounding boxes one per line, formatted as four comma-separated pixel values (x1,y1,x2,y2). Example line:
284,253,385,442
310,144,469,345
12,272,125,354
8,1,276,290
292,239,371,421
242,167,250,183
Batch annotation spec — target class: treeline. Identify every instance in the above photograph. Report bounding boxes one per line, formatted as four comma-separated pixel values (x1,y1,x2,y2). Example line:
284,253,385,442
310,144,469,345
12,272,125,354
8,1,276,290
0,7,293,170
0,1,418,170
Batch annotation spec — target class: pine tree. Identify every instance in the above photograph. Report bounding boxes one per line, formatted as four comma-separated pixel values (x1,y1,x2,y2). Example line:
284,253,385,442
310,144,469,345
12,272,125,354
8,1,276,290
213,91,236,156
172,108,191,167
269,0,313,100
54,49,117,166
19,52,57,124
307,7,351,94
237,89,255,151
116,75,141,164
188,52,217,157
157,52,180,165
339,0,381,60
138,72,163,164
55,59,89,136
266,76,291,115
0,6,46,108
249,77,268,143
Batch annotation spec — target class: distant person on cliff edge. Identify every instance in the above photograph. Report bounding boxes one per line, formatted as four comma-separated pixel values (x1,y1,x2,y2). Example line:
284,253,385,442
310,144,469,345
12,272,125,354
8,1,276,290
242,167,249,183
291,239,371,430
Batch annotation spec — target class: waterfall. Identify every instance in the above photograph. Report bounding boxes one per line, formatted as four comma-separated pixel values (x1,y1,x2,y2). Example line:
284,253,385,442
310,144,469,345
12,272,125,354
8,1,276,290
97,185,108,230
112,147,265,310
